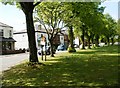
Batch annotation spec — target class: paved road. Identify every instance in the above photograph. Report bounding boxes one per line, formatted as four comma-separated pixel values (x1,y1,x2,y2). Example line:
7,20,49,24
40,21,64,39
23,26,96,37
0,53,29,72
0,51,67,72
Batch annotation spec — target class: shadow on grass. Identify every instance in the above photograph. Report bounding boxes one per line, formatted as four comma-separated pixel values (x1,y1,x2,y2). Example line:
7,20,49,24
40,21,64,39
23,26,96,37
2,45,119,87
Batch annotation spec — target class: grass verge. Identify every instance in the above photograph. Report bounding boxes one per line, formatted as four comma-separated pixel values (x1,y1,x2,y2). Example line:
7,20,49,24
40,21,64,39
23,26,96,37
1,45,119,87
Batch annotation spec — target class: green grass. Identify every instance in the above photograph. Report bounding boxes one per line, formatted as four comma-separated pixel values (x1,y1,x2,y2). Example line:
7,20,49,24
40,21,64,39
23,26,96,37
1,45,119,87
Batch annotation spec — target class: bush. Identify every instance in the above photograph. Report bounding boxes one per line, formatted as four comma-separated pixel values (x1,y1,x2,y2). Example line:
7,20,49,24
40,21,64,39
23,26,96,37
67,47,76,53
22,48,26,53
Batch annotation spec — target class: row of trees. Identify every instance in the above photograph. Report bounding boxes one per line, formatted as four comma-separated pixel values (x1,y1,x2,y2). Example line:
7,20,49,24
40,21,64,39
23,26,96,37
34,2,118,53
2,1,118,63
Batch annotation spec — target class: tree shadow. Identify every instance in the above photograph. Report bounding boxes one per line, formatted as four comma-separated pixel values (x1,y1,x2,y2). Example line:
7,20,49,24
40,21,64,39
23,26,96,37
2,46,119,87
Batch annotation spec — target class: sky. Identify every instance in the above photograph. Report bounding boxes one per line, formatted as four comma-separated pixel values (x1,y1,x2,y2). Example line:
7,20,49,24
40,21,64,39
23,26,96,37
0,0,119,31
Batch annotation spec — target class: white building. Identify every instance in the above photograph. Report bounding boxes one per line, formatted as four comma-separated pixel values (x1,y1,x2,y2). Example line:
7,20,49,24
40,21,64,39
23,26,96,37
0,22,16,53
13,24,68,50
13,29,48,49
13,25,50,50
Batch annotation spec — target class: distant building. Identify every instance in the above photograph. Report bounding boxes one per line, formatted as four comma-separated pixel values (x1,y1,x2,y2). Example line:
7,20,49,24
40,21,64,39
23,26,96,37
13,24,69,50
0,22,16,54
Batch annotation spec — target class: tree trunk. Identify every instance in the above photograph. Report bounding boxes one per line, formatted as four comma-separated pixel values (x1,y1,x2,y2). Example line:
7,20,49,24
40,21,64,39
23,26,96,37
107,37,110,46
90,33,95,48
111,37,114,45
81,28,85,49
88,37,91,49
25,11,38,62
85,31,91,49
68,26,76,52
49,40,54,57
79,38,81,48
68,26,74,49
95,34,99,47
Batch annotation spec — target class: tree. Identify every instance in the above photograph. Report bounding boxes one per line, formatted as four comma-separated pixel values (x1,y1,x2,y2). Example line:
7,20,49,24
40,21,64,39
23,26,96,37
2,1,42,62
117,19,120,41
72,2,103,49
103,14,117,46
62,2,78,52
19,2,42,62
117,19,120,35
35,2,68,56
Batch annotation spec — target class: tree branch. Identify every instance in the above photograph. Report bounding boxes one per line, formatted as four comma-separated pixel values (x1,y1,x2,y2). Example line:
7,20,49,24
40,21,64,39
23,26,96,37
33,2,41,8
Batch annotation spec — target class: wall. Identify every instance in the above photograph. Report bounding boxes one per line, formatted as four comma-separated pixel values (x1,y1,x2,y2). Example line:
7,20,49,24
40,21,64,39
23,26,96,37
60,35,64,44
13,33,28,50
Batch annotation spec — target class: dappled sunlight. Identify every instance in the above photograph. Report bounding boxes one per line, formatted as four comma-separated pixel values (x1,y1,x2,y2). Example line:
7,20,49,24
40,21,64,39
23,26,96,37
99,53,119,56
62,73,71,77
44,81,49,85
2,45,119,86
44,60,61,63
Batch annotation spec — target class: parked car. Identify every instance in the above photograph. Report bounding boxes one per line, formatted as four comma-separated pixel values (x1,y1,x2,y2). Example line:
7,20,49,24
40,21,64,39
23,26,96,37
38,46,50,55
57,44,66,51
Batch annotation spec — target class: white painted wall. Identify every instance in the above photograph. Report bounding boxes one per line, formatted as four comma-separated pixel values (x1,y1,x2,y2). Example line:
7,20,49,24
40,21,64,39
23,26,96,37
60,35,64,44
74,37,79,45
0,26,13,38
13,33,28,50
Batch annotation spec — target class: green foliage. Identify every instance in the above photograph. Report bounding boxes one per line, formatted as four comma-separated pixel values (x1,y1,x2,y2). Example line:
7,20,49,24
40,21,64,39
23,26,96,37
35,2,68,57
117,19,120,35
103,14,117,39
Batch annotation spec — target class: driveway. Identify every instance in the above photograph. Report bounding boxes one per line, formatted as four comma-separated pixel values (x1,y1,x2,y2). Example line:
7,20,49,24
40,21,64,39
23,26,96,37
0,53,29,72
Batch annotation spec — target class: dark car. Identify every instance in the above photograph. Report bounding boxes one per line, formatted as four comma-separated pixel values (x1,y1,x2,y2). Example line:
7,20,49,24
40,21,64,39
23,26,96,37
57,44,66,51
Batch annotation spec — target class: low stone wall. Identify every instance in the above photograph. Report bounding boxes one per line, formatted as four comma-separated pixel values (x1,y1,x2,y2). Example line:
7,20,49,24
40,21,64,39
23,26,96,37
1,50,25,55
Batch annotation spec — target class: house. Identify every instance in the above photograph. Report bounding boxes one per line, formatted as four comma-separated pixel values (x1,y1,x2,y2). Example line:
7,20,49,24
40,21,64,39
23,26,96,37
13,24,69,50
0,22,16,54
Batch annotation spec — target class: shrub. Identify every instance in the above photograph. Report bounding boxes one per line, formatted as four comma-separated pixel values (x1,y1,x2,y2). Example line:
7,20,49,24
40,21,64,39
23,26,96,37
67,47,76,53
22,48,26,53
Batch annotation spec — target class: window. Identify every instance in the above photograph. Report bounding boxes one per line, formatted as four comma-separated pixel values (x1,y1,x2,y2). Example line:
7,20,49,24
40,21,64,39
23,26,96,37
9,30,12,37
38,25,41,30
0,29,3,37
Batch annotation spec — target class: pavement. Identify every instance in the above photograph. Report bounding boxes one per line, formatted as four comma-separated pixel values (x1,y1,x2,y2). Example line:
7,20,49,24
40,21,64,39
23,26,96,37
0,52,29,72
0,51,68,72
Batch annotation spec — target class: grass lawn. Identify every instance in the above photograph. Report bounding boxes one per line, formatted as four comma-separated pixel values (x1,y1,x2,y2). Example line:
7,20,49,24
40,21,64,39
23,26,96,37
1,45,119,87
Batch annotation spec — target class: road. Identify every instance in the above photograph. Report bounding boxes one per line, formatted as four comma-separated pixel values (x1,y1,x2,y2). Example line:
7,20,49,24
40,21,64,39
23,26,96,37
0,53,29,72
0,51,67,72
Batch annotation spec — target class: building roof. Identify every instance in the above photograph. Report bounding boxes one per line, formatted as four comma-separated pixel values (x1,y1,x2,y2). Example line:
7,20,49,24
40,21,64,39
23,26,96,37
0,37,16,42
0,22,13,28
13,28,68,35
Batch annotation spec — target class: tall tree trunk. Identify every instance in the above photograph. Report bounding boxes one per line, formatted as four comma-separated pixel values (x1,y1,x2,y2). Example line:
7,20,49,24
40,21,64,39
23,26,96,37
68,26,76,52
107,37,110,46
90,33,95,48
95,34,99,47
79,38,81,48
81,27,85,49
25,10,38,62
49,39,54,57
85,32,91,49
68,26,74,48
111,37,114,45
88,37,91,49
